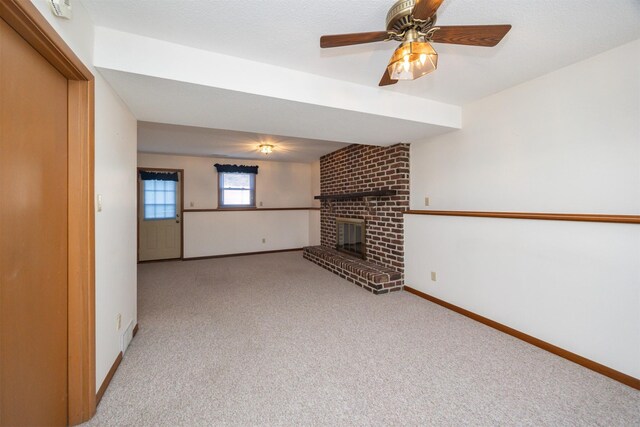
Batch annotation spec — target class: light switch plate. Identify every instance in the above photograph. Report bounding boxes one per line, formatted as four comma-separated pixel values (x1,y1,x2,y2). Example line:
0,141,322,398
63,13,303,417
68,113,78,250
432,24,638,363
424,197,430,206
97,194,103,212
431,272,437,281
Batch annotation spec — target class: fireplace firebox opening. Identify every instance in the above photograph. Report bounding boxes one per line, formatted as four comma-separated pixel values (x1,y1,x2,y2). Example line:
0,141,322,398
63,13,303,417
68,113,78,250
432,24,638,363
336,217,366,259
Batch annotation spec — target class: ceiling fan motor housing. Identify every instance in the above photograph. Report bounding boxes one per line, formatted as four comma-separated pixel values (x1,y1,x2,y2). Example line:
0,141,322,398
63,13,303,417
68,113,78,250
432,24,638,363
386,0,435,33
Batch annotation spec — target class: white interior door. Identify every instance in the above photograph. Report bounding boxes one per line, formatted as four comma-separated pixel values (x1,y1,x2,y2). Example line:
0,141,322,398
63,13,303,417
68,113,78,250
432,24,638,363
138,171,182,261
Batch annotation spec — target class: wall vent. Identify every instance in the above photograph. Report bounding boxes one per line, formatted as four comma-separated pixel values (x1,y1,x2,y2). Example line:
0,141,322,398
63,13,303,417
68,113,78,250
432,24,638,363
121,320,134,354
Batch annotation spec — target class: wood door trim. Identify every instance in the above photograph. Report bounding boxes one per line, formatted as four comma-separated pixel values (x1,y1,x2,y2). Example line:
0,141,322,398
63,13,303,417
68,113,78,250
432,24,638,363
403,210,640,224
67,79,96,424
137,167,182,172
137,167,185,261
1,2,96,424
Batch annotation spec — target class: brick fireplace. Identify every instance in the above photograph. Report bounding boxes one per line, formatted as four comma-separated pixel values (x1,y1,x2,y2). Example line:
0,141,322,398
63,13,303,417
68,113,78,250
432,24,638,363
303,143,409,294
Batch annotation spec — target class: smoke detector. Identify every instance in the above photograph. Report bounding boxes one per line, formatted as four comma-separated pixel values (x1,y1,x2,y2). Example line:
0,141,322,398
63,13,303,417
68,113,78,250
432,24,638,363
48,0,72,20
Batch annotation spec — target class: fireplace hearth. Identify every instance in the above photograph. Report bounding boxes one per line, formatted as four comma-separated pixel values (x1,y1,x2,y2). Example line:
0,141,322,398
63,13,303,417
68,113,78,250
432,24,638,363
336,217,365,259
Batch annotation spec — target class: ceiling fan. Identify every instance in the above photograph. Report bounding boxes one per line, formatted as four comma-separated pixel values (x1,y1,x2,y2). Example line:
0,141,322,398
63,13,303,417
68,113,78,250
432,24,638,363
320,0,511,86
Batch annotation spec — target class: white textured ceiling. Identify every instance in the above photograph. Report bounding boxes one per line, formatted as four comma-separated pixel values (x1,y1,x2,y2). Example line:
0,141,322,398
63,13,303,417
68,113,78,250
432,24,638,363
80,0,640,161
82,0,640,104
138,121,350,163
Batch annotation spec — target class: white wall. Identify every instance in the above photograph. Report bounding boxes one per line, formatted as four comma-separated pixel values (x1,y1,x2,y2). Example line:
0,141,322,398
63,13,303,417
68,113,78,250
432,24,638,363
137,153,317,257
31,1,138,388
185,211,310,258
411,39,640,214
406,39,640,378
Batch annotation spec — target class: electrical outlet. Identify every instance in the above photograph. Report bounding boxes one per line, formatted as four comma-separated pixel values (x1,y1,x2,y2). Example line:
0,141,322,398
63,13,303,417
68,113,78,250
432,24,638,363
262,238,266,244
116,313,122,330
424,197,430,206
190,201,194,207
431,272,437,282
259,201,263,207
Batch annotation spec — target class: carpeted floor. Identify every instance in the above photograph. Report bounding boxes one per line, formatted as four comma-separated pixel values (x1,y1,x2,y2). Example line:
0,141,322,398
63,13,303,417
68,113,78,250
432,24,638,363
87,251,640,426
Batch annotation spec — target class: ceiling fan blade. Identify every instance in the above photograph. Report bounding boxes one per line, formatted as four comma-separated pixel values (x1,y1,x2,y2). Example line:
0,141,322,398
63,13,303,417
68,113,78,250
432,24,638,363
379,69,397,87
320,31,389,48
412,0,445,21
431,25,512,47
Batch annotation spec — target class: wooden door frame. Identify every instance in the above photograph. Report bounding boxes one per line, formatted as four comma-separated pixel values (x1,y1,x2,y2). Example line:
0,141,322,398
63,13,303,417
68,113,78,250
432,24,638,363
137,167,185,262
0,1,96,424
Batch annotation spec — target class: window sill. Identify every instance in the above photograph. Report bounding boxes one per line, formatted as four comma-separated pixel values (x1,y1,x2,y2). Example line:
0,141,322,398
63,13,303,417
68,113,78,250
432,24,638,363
217,206,256,210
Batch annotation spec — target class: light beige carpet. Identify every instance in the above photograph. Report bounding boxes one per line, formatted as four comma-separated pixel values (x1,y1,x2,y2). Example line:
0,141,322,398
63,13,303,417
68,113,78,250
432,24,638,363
87,251,639,426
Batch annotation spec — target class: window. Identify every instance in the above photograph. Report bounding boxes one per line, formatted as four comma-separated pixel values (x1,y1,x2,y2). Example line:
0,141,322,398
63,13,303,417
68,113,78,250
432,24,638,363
143,179,177,220
218,172,255,208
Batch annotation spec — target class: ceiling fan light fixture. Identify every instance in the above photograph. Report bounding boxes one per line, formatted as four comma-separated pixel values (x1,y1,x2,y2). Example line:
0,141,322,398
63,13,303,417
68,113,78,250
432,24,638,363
387,41,438,81
259,144,274,154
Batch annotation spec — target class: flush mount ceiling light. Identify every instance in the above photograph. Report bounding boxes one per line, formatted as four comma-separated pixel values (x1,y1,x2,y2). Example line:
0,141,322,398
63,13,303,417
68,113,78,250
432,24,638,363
320,0,511,86
259,144,274,154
